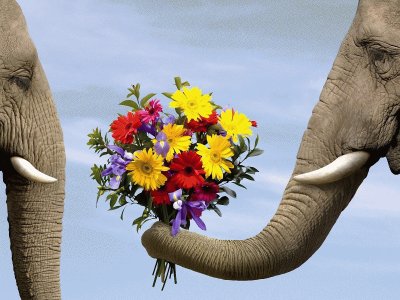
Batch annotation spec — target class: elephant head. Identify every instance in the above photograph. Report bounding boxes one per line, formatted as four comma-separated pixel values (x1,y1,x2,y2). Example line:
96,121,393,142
1,1,65,298
141,0,400,280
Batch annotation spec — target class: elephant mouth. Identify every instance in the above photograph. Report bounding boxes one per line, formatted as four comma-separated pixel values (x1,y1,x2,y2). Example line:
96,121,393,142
386,138,400,174
0,154,57,184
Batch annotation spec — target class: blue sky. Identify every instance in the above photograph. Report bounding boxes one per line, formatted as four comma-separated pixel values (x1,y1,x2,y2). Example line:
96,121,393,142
1,0,400,299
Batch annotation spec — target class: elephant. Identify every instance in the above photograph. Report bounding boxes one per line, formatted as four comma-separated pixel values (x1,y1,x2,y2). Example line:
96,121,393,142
142,0,400,280
1,0,65,299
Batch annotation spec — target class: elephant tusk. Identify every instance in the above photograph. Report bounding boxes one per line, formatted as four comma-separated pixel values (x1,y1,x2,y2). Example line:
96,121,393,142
10,156,57,184
293,151,370,185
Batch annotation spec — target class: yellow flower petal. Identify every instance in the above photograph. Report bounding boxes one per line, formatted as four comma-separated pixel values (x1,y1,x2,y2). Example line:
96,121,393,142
219,109,252,143
170,86,213,121
196,134,234,180
126,148,169,191
162,123,191,161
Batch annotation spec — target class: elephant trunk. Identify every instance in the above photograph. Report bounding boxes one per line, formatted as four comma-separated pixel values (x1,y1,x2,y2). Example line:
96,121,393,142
141,43,377,279
142,123,370,279
1,93,66,299
6,178,65,299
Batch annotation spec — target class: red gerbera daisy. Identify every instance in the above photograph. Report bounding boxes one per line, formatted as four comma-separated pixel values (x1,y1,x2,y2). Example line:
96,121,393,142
191,181,219,203
170,151,205,189
150,174,179,205
138,99,163,123
111,111,142,144
186,111,218,133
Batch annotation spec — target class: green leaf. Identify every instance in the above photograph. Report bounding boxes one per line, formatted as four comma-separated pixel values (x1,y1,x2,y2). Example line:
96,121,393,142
174,108,183,116
174,77,182,90
248,148,264,157
119,100,139,110
132,215,145,230
162,92,173,99
220,186,237,198
134,83,141,99
246,166,259,174
140,93,157,107
238,135,248,151
255,134,259,148
120,206,128,220
127,87,135,98
119,195,127,206
87,128,109,154
208,203,222,217
109,205,122,211
241,173,255,181
217,196,230,205
233,181,247,189
109,193,118,208
90,164,106,185
96,188,105,206
181,81,190,87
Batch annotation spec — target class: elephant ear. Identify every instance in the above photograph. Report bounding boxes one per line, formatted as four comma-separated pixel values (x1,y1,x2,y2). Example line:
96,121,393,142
386,130,400,174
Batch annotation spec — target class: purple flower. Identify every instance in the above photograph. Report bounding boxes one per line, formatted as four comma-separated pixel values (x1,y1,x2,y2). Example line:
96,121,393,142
219,129,227,137
101,145,133,189
163,115,176,126
139,123,157,137
169,189,207,236
154,132,170,157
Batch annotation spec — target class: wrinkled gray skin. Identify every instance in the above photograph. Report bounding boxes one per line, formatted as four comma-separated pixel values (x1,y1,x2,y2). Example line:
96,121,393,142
1,1,65,299
142,0,400,280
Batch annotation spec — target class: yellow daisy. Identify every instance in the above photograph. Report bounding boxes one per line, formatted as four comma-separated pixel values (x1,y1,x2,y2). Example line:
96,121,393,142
170,86,213,121
197,134,234,180
126,148,169,190
219,109,252,143
160,123,191,161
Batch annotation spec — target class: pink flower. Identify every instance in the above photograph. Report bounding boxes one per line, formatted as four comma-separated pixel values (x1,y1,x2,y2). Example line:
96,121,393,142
138,99,163,123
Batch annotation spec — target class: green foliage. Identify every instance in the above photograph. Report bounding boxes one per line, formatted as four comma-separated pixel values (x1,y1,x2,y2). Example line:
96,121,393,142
87,128,109,154
140,93,157,107
174,76,190,90
120,100,139,110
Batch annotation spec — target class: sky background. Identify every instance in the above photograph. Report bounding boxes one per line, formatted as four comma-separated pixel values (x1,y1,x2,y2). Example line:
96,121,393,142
1,0,400,299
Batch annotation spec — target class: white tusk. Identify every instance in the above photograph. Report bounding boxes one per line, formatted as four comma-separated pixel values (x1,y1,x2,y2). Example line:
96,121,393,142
293,151,370,185
11,156,57,184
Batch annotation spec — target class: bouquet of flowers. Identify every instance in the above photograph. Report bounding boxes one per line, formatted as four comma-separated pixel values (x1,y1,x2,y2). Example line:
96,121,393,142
87,77,263,289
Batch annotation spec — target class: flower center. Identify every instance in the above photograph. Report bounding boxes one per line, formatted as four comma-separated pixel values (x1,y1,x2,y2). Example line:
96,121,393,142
210,151,221,163
125,123,132,130
202,185,210,192
141,163,153,175
187,100,196,108
184,166,194,175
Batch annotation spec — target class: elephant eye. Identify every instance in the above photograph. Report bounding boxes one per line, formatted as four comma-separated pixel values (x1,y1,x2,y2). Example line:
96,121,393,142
9,75,31,91
368,47,400,80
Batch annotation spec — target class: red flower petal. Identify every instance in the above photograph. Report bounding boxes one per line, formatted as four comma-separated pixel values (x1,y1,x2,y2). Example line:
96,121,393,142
170,151,205,189
111,111,142,144
186,111,218,133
